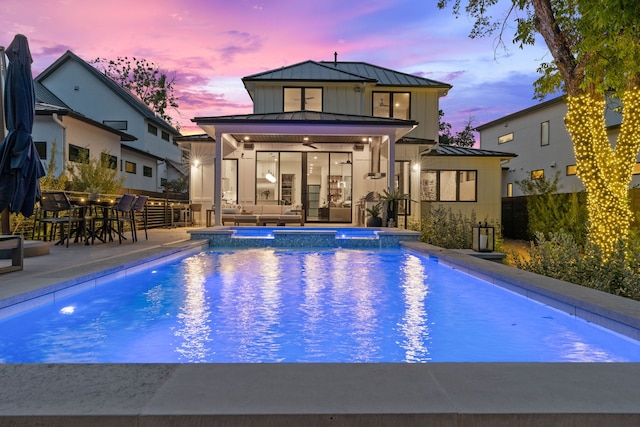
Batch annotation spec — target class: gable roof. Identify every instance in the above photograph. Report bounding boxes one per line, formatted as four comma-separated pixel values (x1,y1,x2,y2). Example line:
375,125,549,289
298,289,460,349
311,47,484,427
36,50,180,136
242,60,451,91
34,81,70,108
475,96,566,131
320,61,450,88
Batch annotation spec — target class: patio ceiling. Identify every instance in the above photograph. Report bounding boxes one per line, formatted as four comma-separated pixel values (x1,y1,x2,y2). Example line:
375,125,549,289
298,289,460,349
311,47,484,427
229,134,366,144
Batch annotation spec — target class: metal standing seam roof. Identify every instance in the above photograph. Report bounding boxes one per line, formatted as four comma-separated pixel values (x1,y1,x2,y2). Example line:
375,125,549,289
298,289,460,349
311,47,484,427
194,110,418,126
243,60,451,88
320,61,451,88
422,144,517,157
34,81,70,108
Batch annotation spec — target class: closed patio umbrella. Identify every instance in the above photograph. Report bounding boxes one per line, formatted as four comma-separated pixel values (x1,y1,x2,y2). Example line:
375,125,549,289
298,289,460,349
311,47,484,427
0,34,45,232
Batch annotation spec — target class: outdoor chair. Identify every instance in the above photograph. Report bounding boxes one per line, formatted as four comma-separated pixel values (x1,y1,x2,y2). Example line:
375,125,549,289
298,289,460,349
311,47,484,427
106,194,136,244
131,195,149,241
33,191,86,247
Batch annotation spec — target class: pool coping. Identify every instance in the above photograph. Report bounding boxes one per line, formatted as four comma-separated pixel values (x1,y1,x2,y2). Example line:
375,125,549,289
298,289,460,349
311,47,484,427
0,239,209,317
0,239,639,426
401,241,640,341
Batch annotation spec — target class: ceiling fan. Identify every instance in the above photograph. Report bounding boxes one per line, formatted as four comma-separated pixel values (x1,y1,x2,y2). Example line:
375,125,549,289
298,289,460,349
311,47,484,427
339,153,352,164
302,141,318,149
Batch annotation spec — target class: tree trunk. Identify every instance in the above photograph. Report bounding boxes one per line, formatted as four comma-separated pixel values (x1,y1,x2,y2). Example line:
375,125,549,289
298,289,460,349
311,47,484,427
564,91,640,257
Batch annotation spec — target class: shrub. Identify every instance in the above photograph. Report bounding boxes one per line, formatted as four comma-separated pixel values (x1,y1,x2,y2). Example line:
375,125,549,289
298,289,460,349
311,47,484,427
419,206,502,251
517,172,587,246
511,232,640,300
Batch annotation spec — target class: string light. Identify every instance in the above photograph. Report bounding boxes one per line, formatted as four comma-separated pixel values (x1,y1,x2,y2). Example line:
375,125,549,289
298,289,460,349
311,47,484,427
565,89,640,258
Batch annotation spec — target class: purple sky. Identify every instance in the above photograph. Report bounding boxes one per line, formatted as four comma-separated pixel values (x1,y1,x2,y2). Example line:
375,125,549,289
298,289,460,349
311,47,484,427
1,0,553,135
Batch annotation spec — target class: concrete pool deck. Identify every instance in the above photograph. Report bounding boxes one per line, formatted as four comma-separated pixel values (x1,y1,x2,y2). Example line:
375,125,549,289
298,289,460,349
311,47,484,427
0,227,639,426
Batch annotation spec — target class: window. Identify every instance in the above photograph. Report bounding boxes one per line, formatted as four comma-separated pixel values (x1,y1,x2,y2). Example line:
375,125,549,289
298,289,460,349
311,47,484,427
531,169,544,180
103,120,128,130
283,87,322,111
101,153,117,169
161,131,170,142
421,170,477,202
507,183,513,197
147,123,158,135
160,178,168,187
372,92,410,119
143,166,153,177
540,121,550,146
633,163,640,175
35,141,47,160
69,144,89,163
566,165,577,176
125,161,137,174
498,132,514,144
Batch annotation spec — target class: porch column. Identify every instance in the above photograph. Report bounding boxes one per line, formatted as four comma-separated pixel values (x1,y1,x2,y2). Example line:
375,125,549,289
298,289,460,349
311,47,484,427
214,131,223,226
386,134,396,191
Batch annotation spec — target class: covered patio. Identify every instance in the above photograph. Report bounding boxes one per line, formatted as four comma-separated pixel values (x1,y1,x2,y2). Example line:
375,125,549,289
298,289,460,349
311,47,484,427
184,111,421,227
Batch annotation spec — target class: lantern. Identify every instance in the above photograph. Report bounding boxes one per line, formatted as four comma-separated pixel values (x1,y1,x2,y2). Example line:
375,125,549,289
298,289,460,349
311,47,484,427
472,222,494,252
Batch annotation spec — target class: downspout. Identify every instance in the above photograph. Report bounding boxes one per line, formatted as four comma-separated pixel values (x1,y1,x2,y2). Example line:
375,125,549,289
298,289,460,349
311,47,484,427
52,113,67,172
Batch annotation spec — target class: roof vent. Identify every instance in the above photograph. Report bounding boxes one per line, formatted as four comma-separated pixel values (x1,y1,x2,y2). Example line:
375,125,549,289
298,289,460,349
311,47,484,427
334,51,338,66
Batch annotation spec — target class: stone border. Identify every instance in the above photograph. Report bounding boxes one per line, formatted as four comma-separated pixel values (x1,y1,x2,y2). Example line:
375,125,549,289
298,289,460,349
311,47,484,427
401,241,640,340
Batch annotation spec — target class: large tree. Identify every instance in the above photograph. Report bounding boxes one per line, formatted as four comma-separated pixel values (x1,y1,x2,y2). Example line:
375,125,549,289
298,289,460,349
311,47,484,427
438,0,640,258
92,56,179,127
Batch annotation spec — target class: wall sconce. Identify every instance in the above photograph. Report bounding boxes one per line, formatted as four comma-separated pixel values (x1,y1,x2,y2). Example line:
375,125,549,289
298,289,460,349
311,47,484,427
472,222,495,252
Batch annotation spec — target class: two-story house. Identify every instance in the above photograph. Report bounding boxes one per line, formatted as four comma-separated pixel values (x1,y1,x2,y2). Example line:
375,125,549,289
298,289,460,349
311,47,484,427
34,51,184,193
477,95,639,198
33,82,135,179
185,57,513,226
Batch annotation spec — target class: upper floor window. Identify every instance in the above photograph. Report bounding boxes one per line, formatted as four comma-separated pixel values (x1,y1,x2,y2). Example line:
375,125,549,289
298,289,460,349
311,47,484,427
531,169,544,180
147,123,158,136
498,132,514,144
35,141,47,160
566,164,577,176
101,153,117,170
541,121,550,146
372,92,410,119
125,161,137,174
161,131,170,142
103,120,128,131
69,144,89,163
420,170,477,202
143,166,153,177
283,87,322,112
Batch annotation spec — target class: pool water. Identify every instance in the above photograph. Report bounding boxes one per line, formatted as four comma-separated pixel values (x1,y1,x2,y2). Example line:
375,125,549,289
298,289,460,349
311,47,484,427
0,248,638,363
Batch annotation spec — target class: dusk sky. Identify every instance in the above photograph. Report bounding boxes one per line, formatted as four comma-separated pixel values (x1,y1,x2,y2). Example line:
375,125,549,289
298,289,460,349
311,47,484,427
2,0,553,135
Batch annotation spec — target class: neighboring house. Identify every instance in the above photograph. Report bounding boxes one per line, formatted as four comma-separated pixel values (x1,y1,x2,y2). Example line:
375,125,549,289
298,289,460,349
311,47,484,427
33,82,135,182
477,95,638,198
183,56,510,226
34,51,184,193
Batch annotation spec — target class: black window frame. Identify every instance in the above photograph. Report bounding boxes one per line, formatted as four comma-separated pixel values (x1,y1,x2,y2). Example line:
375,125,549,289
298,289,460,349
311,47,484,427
147,123,158,135
125,161,137,174
372,91,411,119
143,165,153,177
283,87,323,112
421,169,478,202
103,120,128,131
34,141,47,160
69,144,90,163
101,152,118,170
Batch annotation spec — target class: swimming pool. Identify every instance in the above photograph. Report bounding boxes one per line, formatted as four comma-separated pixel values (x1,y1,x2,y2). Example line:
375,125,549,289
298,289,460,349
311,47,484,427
1,247,638,363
